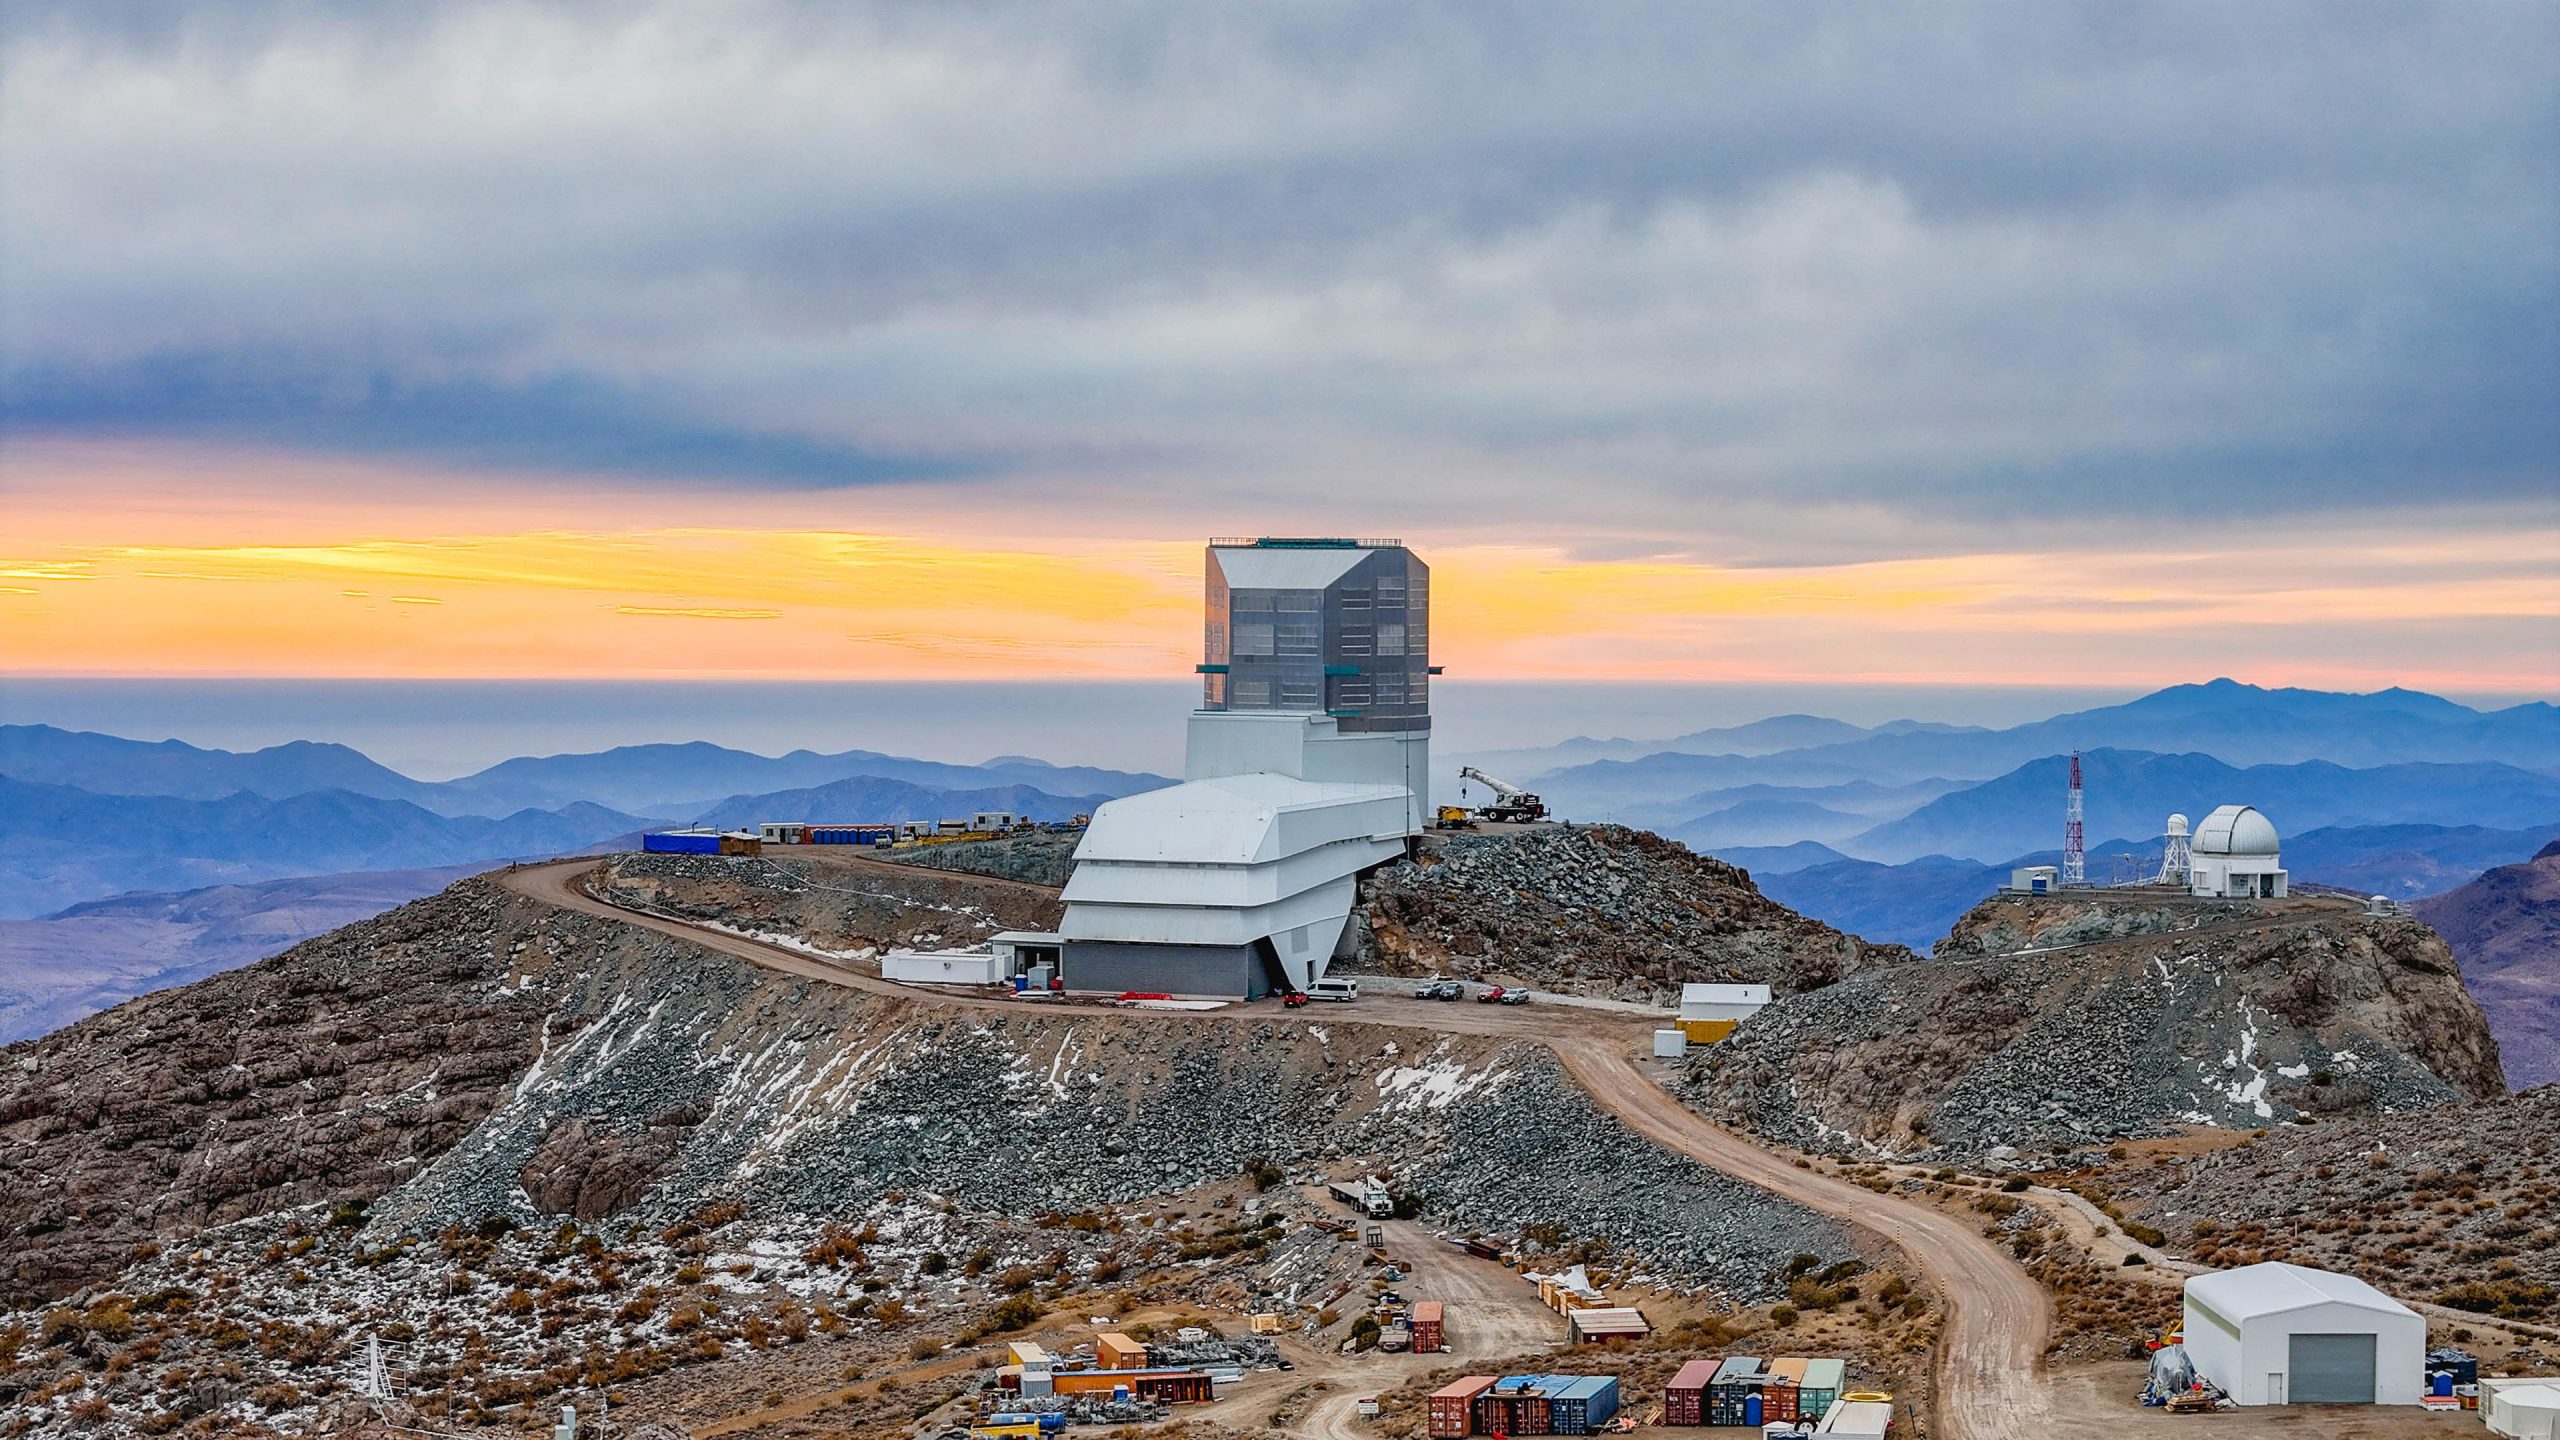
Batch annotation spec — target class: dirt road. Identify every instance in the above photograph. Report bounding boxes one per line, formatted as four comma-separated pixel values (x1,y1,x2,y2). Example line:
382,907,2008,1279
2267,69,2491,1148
503,859,1620,1041
1552,1038,2054,1437
497,858,2046,1439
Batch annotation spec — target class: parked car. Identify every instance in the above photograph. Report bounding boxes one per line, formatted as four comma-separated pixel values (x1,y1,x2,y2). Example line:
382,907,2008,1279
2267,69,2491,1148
1282,991,1309,1009
1414,979,1463,1000
1499,988,1532,1005
1475,985,1509,1004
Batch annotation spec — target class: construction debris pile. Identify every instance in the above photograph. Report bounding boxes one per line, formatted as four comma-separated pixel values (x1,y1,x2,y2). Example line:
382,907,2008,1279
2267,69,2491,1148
1356,826,1905,1004
877,830,1083,888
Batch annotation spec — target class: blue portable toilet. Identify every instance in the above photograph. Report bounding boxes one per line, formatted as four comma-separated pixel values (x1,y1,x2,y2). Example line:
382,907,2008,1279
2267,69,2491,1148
1745,1392,1763,1427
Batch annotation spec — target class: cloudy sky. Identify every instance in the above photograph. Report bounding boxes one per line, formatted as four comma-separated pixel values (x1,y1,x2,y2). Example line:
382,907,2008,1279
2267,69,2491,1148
3,1,2554,694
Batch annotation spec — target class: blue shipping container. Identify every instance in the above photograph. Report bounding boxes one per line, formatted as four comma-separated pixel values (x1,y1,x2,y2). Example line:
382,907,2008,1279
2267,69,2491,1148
644,832,722,855
1545,1376,1619,1435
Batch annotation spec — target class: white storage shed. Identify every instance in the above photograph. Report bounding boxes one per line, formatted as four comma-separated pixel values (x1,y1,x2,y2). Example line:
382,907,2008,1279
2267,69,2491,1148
2491,1383,2560,1439
2182,1262,2424,1406
881,948,1006,986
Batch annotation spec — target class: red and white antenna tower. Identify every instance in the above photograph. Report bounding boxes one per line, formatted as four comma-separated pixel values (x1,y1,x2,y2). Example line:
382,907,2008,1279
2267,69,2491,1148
2062,751,2086,888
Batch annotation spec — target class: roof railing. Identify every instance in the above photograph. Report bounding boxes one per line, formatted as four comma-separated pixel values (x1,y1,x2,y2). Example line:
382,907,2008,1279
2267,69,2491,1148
1206,536,1404,549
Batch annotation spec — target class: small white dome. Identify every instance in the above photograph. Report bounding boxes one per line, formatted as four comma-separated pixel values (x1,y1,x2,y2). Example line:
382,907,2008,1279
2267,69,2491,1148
2165,812,2190,837
2194,804,2280,856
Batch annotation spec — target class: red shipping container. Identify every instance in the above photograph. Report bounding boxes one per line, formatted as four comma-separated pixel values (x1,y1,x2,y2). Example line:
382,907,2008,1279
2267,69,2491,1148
1430,1376,1496,1438
1664,1359,1720,1427
1412,1300,1445,1354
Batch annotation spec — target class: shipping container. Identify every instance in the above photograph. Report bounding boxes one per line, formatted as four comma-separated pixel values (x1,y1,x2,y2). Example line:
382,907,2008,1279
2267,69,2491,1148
1546,1376,1619,1434
643,830,723,855
1665,1358,1720,1426
1484,1376,1552,1437
1411,1300,1445,1354
1709,1358,1764,1427
1762,1358,1808,1424
1429,1377,1495,1438
1796,1360,1844,1423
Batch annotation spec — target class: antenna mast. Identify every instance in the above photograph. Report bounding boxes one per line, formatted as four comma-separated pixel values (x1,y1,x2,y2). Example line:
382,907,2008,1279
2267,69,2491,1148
2062,752,2086,889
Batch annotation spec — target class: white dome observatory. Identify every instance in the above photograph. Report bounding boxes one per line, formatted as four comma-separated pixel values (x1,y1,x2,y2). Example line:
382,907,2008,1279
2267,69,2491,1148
2190,804,2288,898
2156,812,2193,884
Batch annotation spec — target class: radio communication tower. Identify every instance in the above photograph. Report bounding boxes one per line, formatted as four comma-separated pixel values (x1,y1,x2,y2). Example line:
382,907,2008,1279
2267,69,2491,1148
2062,751,2086,888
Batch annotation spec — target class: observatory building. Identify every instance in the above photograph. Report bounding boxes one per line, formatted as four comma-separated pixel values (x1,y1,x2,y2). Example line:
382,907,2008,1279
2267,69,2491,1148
2189,804,2289,899
1058,539,1435,998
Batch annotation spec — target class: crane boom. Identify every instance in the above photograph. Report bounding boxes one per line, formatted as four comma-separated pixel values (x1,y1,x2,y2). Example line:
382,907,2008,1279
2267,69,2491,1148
1455,766,1549,823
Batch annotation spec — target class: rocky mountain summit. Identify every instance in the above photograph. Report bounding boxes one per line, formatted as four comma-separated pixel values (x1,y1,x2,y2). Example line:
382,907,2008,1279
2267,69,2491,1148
1678,889,2505,1164
1354,825,1911,1002
2417,839,2560,1088
0,860,1851,1436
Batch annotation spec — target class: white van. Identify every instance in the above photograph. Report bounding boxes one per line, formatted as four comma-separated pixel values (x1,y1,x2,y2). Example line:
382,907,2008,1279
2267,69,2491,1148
1308,977,1359,1003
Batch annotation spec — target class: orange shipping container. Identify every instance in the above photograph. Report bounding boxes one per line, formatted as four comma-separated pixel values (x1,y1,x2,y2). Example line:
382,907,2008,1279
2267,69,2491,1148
1763,1357,1809,1424
1412,1300,1445,1354
1429,1376,1497,1438
1095,1333,1148,1371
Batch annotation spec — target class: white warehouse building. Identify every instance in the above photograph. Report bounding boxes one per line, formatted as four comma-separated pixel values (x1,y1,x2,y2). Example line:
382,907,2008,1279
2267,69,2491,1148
2182,1262,2424,1406
2190,804,2289,899
1058,538,1436,998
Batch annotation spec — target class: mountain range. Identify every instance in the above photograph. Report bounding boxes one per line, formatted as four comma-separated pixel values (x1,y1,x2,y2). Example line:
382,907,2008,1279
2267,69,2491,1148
2416,841,2560,1089
5,678,2552,1039
1514,680,2560,817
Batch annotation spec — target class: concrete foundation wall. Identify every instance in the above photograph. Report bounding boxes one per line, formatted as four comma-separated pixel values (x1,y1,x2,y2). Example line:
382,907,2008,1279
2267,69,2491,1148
1063,939,1269,999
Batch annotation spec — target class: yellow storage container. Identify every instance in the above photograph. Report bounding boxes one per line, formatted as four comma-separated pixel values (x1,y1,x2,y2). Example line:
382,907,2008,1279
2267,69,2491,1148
1680,1018,1739,1044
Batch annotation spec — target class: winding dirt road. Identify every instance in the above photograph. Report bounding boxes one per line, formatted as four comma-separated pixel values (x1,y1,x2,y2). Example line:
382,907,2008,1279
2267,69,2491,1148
498,858,2054,1438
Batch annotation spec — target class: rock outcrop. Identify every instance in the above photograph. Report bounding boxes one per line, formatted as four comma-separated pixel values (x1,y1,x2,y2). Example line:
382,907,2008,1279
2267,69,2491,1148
1679,890,2505,1162
1356,825,1911,1002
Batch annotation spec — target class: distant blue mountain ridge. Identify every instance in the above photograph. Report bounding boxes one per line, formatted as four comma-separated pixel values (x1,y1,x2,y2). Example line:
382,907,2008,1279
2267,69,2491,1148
1526,679,2560,813
0,724,1170,819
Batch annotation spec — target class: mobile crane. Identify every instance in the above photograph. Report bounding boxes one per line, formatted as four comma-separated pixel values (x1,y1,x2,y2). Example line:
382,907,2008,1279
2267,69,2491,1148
1456,766,1549,824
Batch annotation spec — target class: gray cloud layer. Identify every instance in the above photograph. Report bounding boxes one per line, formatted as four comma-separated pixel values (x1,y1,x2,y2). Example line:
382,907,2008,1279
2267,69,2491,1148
3,1,2553,553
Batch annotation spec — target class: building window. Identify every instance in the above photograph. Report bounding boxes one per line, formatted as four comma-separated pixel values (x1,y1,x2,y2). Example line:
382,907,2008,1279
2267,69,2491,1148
1233,622,1274,657
1201,674,1226,706
1232,679,1272,706
1407,619,1426,654
1341,590,1372,611
1232,590,1274,613
1377,623,1406,657
1276,590,1320,612
1275,624,1319,657
1279,678,1319,707
1375,575,1407,609
1412,671,1427,704
1374,672,1405,705
1336,680,1372,706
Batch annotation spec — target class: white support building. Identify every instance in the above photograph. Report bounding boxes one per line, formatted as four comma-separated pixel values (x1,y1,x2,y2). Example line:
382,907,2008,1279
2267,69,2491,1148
1677,982,1771,1043
2190,804,2290,899
2182,1262,2424,1406
1059,538,1434,998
